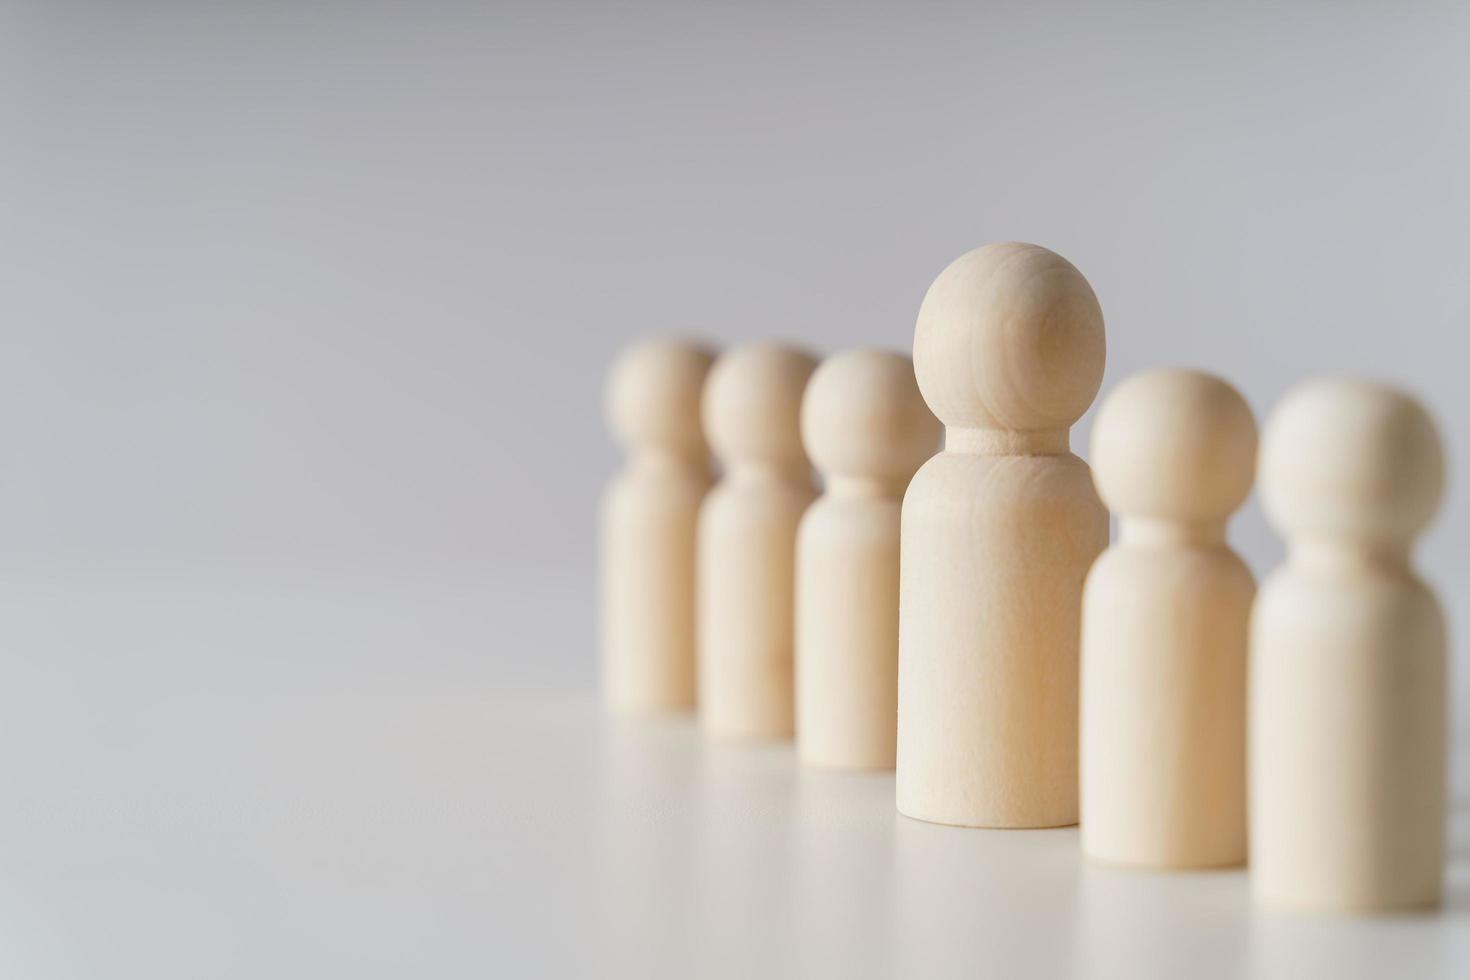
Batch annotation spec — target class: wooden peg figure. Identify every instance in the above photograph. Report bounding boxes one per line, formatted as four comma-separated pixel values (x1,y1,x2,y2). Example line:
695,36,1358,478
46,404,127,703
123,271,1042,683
699,343,819,739
897,243,1109,828
796,349,941,769
1252,379,1447,912
1081,369,1256,868
601,339,716,713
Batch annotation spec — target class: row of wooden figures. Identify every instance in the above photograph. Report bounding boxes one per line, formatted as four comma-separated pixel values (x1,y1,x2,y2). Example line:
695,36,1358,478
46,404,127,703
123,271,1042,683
601,242,1448,915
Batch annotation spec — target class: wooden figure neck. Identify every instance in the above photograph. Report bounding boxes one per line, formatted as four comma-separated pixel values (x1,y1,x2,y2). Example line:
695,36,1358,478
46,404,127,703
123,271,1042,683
728,459,810,484
1289,537,1415,575
1119,516,1227,548
631,445,709,476
944,426,1068,456
825,474,908,500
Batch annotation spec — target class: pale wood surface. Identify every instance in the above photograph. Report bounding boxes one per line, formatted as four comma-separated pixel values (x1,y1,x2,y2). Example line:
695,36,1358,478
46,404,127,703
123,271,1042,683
601,340,715,713
795,349,940,769
1081,369,1256,868
897,243,1109,827
1252,378,1448,911
699,344,819,739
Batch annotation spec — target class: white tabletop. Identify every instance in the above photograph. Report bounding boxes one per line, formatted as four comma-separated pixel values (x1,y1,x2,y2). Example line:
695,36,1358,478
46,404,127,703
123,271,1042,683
0,567,1465,978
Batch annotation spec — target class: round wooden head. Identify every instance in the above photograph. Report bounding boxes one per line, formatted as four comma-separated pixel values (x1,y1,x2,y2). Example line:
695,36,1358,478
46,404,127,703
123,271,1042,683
606,339,716,457
1091,369,1257,524
800,349,941,485
1259,378,1444,547
913,243,1106,432
703,343,819,468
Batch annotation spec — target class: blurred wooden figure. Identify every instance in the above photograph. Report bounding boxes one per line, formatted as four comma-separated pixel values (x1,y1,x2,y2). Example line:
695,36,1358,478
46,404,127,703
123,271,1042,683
1252,379,1447,912
601,340,716,713
1081,369,1256,868
897,243,1109,827
796,349,940,769
699,344,819,739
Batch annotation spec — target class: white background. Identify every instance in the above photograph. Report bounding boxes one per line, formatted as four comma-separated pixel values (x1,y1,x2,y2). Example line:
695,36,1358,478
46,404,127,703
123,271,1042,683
3,1,1469,976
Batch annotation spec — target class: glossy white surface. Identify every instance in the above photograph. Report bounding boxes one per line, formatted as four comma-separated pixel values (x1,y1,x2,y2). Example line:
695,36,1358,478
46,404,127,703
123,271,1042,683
0,568,1465,978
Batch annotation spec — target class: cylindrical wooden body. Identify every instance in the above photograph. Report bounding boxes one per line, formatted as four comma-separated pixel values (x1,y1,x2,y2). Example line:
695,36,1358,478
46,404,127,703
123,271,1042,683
795,490,902,769
896,447,1107,827
1080,535,1252,867
600,456,710,713
698,469,815,739
1250,559,1446,910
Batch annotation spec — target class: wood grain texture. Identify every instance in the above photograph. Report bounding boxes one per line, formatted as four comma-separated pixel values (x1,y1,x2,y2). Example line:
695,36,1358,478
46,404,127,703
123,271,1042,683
896,243,1108,828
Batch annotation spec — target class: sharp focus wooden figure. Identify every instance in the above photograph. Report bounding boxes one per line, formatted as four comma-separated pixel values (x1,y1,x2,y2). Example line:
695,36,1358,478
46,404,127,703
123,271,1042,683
896,243,1109,828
